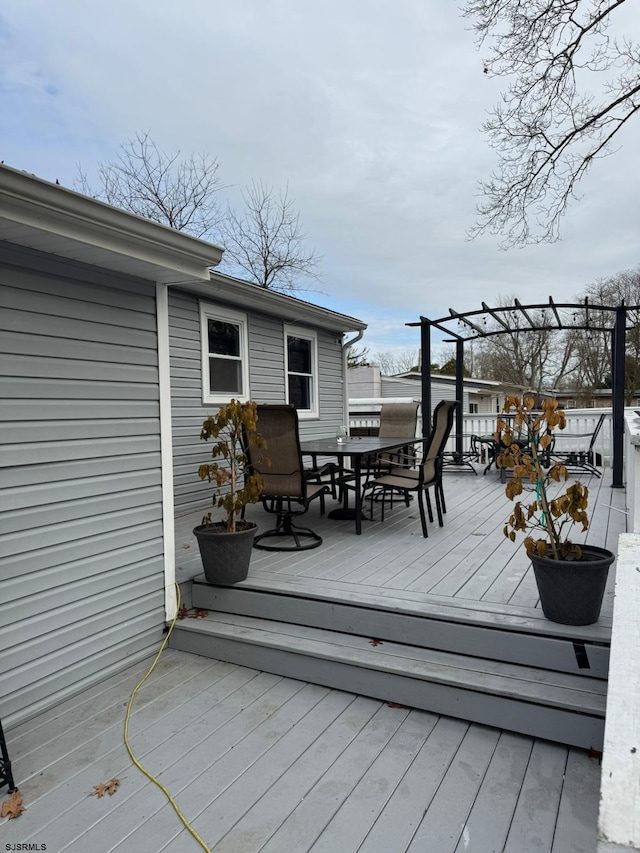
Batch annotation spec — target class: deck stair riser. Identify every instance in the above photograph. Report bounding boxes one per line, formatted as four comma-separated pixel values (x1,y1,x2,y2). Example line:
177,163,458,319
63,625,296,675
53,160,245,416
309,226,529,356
173,579,608,751
170,612,606,751
188,579,610,679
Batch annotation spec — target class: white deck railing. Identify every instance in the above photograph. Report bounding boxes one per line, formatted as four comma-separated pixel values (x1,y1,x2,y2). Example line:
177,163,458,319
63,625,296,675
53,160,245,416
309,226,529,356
349,400,615,467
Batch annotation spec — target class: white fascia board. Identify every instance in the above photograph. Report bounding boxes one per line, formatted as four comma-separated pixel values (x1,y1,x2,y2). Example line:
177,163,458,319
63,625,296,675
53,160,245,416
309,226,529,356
0,164,223,282
179,271,367,334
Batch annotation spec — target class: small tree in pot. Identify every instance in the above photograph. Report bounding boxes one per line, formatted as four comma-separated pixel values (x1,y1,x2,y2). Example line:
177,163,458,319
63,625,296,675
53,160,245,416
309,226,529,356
193,399,267,584
496,396,614,625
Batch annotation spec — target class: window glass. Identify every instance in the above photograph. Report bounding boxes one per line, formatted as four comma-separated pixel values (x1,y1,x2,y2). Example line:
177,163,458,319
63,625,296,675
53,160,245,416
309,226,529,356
285,327,318,417
208,320,240,358
209,357,242,395
288,374,311,410
287,336,312,374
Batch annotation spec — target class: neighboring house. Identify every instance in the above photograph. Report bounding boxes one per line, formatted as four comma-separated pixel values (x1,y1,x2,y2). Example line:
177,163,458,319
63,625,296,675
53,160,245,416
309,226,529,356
0,165,366,727
555,388,640,409
348,365,521,414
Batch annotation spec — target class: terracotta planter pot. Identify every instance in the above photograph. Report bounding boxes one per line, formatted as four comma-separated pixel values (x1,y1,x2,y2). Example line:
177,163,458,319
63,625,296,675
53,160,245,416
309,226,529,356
193,521,256,585
530,545,615,625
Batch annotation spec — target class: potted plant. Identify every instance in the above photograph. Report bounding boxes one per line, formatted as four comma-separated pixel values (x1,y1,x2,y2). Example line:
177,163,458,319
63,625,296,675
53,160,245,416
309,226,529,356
193,399,267,584
496,395,615,625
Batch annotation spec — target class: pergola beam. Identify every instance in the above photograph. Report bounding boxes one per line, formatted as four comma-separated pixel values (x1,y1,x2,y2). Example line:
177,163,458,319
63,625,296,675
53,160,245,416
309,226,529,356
410,297,640,490
514,298,538,330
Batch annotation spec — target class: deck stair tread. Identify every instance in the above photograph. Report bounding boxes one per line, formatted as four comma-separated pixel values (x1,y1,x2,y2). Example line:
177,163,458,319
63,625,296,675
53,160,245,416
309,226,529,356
190,574,612,640
188,576,611,680
172,611,606,717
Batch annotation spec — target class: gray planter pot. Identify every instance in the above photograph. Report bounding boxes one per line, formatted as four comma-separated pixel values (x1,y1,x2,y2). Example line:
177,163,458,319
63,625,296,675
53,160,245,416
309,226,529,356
530,544,615,625
193,521,256,585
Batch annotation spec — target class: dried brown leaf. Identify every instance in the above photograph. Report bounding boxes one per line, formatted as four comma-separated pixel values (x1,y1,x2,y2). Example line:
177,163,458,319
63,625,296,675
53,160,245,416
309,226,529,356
187,609,208,619
369,638,383,647
1,790,25,819
90,778,120,798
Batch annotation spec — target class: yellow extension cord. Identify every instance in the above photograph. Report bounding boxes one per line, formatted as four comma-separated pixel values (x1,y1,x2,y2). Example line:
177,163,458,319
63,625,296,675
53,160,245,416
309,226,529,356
123,582,212,853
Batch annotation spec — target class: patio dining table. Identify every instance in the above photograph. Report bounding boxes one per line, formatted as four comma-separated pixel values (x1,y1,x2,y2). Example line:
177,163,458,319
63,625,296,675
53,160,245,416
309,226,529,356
300,435,427,535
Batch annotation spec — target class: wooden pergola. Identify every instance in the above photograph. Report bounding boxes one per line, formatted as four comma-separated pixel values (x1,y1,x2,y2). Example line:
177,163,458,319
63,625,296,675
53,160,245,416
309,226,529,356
408,298,640,488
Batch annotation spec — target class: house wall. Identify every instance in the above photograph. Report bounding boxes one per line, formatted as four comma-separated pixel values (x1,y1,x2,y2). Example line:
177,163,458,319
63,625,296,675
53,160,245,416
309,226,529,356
379,377,470,414
169,289,345,514
348,365,381,398
0,243,166,727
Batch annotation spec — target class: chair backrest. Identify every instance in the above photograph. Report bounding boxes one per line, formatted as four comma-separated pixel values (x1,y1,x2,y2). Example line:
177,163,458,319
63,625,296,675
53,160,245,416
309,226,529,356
588,413,606,451
421,400,457,480
245,404,305,498
378,402,419,438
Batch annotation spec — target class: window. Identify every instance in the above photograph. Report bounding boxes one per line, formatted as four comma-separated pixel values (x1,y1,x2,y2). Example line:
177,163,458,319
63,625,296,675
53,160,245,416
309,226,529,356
285,326,318,418
566,399,576,409
200,304,249,404
469,402,479,414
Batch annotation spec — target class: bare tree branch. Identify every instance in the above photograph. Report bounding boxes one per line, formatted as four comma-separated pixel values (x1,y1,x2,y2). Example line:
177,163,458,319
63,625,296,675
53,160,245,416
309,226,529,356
463,0,639,246
219,181,321,293
75,130,225,239
371,350,420,375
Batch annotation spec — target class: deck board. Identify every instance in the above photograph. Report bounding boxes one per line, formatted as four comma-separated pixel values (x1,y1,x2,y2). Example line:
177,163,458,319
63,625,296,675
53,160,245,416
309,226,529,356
2,649,601,852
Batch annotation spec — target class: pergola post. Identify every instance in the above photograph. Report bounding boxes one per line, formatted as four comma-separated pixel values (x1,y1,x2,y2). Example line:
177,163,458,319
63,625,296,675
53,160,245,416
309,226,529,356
421,318,431,439
455,339,464,460
612,305,626,488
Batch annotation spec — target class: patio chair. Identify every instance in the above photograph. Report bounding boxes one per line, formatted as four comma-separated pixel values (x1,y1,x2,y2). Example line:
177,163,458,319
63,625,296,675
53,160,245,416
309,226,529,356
362,399,457,537
551,413,605,478
337,401,421,507
368,401,420,474
355,401,421,503
0,717,16,793
245,404,330,551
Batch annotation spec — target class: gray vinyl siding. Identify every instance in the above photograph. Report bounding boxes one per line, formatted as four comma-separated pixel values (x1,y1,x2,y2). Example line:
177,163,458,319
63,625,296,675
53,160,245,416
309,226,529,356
0,244,165,728
169,289,345,514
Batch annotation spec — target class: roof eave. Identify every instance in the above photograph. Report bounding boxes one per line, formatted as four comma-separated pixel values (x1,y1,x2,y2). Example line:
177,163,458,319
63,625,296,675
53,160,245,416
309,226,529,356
176,270,368,334
0,164,223,283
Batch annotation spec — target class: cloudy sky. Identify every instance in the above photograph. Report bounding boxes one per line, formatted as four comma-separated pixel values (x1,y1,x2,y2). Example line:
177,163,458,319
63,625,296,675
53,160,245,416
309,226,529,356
2,0,639,360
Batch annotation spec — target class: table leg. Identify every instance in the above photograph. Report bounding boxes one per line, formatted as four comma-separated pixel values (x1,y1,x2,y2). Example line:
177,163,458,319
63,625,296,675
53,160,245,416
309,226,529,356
354,456,363,535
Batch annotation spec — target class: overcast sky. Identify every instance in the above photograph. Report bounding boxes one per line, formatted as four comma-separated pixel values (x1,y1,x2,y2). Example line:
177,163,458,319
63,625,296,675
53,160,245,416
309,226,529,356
2,0,639,360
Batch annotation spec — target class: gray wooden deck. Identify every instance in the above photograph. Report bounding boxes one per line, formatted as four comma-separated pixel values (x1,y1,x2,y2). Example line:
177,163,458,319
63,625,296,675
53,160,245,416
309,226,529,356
2,647,602,853
170,467,624,752
176,467,624,624
2,467,614,849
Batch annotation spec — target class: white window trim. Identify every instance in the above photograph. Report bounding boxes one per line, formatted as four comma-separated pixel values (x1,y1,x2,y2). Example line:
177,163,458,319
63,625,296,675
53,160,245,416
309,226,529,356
200,302,250,404
284,324,319,419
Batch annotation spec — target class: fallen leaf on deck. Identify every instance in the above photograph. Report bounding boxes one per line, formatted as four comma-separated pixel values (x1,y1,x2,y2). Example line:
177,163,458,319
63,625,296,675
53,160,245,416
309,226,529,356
1,790,25,819
177,605,188,620
386,702,409,709
587,747,603,763
90,778,120,798
369,638,383,646
187,609,208,619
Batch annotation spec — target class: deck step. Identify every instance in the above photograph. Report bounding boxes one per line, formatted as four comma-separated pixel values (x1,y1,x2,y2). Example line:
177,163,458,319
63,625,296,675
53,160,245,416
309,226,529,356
188,575,610,679
170,609,606,750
